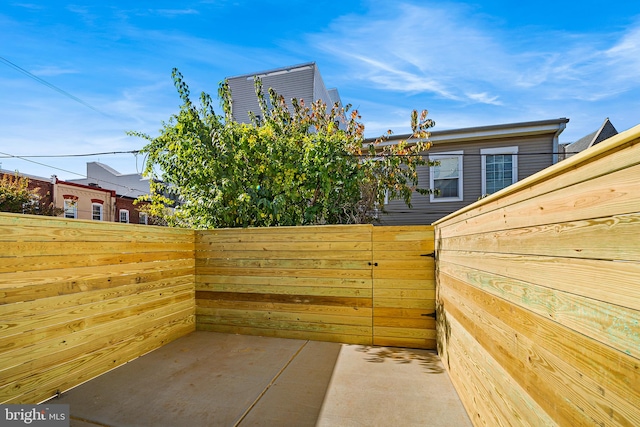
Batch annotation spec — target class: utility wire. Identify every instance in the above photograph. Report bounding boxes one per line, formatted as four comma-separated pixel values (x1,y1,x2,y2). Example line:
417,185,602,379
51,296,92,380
0,151,152,196
0,56,111,118
0,150,140,159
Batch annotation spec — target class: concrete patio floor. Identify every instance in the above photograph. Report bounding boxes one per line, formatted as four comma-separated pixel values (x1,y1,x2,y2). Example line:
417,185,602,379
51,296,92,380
53,331,472,427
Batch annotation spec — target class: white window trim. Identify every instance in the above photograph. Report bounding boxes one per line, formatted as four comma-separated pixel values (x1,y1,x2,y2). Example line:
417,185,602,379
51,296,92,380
119,209,129,223
481,146,518,196
92,203,103,221
64,199,77,219
139,212,148,225
429,151,464,202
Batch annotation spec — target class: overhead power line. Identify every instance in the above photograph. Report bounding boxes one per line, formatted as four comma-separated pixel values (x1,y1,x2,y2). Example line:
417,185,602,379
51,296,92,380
0,151,151,196
0,56,111,117
0,150,140,159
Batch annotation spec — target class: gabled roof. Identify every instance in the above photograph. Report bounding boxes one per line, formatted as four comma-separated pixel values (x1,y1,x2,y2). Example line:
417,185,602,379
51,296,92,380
564,118,618,156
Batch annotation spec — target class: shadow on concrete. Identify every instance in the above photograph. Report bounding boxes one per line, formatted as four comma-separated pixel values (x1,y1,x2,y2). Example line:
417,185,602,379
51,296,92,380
354,345,444,373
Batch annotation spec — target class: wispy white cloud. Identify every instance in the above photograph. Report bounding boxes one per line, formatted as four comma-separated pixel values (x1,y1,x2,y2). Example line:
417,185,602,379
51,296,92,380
152,9,200,17
310,2,640,109
30,66,79,76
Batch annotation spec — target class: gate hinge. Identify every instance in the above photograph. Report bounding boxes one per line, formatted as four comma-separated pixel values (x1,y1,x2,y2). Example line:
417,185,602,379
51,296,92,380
421,252,436,258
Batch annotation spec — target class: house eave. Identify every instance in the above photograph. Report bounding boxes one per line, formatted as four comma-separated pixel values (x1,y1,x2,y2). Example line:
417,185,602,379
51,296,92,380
368,118,570,147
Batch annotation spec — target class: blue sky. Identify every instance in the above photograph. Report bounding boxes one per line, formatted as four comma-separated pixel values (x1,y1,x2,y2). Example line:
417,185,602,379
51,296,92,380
2,1,640,180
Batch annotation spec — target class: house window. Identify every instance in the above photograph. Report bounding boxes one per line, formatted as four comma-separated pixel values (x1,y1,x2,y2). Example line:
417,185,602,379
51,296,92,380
63,199,77,219
139,212,148,225
481,147,518,195
429,151,463,202
119,209,129,223
92,203,103,221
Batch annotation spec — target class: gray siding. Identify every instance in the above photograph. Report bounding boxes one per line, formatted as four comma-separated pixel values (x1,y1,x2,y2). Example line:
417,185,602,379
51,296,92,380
228,65,317,124
378,134,555,225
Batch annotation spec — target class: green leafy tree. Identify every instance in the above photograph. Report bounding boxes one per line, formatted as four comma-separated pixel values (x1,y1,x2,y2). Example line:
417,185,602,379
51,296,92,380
129,68,435,228
0,173,61,216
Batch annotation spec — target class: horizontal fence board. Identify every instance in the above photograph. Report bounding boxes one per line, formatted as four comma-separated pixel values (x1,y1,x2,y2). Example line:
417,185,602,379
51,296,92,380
372,337,437,349
197,275,369,289
373,298,435,310
440,274,639,426
2,313,194,404
439,260,640,360
440,272,640,411
373,316,435,329
0,213,193,238
196,307,371,326
196,323,372,345
444,315,555,427
434,130,640,231
196,257,368,270
372,278,435,290
438,160,640,239
196,283,371,298
373,288,436,299
440,251,640,311
196,290,371,308
435,130,640,426
196,298,373,318
371,241,435,252
197,315,372,336
0,283,193,347
197,267,371,279
0,251,192,274
438,212,640,262
373,326,437,340
196,241,372,252
4,241,193,257
196,250,372,261
0,301,195,392
0,276,193,318
1,261,194,304
0,212,196,404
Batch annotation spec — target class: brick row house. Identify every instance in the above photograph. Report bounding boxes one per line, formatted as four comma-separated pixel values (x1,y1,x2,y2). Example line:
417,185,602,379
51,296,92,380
1,167,152,225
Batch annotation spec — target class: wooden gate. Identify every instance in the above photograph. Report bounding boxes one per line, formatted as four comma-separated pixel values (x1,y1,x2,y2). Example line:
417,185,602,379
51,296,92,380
372,226,436,349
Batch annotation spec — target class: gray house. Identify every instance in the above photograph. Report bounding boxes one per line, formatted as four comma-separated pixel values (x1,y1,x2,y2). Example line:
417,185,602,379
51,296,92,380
560,118,617,160
226,62,342,124
68,162,150,199
378,118,570,225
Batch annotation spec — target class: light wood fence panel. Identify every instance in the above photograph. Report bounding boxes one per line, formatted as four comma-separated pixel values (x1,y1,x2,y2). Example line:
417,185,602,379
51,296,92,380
434,125,640,426
372,226,436,349
196,225,436,347
195,225,375,345
0,214,195,404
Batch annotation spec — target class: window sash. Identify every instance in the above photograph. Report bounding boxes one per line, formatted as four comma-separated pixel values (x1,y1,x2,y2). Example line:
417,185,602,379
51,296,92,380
92,204,103,221
430,152,463,202
64,200,77,219
481,147,518,195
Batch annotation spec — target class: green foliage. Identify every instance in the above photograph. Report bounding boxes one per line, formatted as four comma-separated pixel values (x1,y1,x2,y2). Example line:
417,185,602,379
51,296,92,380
129,68,435,228
0,173,61,216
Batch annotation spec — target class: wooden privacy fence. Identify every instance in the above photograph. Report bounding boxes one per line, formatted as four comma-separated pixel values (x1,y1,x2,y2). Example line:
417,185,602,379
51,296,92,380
1,215,434,404
0,214,195,404
195,225,436,349
434,124,640,426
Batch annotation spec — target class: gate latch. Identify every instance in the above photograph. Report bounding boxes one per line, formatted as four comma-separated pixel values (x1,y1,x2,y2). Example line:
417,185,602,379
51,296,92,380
421,252,436,258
